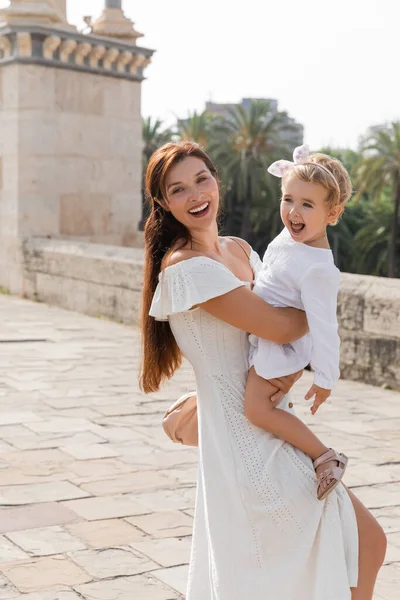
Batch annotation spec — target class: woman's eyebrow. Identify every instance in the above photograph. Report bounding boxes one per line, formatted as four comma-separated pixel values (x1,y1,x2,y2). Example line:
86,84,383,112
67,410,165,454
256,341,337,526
167,170,207,190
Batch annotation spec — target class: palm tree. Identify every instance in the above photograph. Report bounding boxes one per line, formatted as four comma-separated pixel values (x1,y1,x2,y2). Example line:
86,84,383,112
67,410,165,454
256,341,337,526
142,116,173,166
176,110,215,147
140,117,173,229
208,100,298,240
353,196,398,276
355,122,400,277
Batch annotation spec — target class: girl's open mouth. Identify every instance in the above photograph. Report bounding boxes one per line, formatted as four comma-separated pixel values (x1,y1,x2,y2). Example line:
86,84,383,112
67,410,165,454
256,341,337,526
290,221,305,234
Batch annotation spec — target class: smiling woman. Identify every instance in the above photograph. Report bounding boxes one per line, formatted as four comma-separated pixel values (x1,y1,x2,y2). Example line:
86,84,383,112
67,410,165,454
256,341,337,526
165,162,217,223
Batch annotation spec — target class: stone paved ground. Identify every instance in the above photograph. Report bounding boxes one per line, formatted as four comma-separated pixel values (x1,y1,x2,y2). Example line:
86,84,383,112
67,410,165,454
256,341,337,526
0,295,398,599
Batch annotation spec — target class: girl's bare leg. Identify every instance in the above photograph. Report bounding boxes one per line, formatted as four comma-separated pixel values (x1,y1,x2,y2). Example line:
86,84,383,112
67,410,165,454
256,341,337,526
245,367,328,459
347,488,387,599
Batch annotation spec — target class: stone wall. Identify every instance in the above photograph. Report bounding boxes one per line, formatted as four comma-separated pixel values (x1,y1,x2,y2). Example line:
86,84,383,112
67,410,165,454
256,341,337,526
338,273,400,391
22,237,144,325
20,237,400,391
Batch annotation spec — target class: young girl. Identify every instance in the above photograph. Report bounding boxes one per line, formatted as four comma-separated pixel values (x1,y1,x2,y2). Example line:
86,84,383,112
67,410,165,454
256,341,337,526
245,144,352,500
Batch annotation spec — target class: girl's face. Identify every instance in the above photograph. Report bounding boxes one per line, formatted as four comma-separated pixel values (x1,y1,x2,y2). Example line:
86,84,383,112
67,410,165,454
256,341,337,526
281,176,342,245
163,156,219,231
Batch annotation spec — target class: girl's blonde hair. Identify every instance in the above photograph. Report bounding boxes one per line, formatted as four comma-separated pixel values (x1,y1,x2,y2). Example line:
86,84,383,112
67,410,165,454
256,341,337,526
283,153,353,224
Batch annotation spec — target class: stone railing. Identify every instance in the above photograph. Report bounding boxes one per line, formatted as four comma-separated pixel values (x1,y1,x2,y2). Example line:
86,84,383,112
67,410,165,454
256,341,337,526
21,237,400,391
0,24,153,80
22,237,144,325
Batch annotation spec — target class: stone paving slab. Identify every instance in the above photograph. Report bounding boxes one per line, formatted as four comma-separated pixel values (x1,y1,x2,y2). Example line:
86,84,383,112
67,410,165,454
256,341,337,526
0,295,398,599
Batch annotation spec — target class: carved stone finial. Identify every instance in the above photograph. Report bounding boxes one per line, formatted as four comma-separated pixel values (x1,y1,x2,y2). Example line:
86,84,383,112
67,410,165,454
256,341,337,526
91,6,143,45
0,0,75,30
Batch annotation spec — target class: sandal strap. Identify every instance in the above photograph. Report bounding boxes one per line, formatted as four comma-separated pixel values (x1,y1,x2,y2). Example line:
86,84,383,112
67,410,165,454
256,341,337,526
317,465,346,484
313,448,346,470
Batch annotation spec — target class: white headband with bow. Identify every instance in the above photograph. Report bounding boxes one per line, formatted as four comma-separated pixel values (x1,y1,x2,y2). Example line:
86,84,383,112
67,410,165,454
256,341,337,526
268,144,311,178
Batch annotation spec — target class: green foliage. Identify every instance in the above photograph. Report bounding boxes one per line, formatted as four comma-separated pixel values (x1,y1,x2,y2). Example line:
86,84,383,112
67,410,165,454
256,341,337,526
354,122,400,277
176,110,217,147
141,107,399,278
207,100,297,242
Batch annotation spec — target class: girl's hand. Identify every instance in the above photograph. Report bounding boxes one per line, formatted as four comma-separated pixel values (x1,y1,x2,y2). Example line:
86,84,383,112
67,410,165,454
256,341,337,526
305,384,331,415
267,370,303,403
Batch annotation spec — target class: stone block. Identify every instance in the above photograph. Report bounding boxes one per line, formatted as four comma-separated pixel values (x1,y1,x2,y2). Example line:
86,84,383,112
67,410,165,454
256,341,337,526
130,536,191,568
340,330,400,390
0,482,89,506
9,591,82,600
17,155,58,195
75,574,181,600
103,78,141,119
60,193,112,236
18,112,57,157
153,564,189,596
69,546,158,579
0,573,19,598
78,470,178,496
54,70,104,115
337,273,370,331
0,555,91,593
0,536,28,561
61,495,148,521
6,526,86,556
1,65,19,111
19,194,60,236
126,511,193,539
2,64,55,111
65,519,146,548
364,278,400,339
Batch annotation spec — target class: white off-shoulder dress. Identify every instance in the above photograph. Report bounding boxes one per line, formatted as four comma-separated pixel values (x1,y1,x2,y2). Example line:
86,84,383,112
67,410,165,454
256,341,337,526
150,249,358,600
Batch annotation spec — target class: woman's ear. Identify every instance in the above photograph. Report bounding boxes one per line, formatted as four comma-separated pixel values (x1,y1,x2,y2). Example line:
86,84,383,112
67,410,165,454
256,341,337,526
154,197,170,212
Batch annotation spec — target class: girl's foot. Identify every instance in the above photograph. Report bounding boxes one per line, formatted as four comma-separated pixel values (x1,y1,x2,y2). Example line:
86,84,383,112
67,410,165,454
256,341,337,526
313,448,348,500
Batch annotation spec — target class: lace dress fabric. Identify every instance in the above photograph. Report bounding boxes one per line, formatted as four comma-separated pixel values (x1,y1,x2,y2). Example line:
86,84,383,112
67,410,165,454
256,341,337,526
150,251,358,600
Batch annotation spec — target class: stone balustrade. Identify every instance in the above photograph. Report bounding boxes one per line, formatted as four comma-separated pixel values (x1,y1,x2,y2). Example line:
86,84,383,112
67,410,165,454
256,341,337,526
20,237,400,391
0,25,152,80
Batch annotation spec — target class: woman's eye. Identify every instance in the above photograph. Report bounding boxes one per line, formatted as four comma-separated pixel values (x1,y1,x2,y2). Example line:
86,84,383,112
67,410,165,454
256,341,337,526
197,177,208,183
303,203,312,208
282,197,292,203
172,187,183,195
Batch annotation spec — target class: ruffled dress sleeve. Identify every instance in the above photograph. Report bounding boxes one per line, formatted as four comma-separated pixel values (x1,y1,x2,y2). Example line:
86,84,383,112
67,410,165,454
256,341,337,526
149,257,246,321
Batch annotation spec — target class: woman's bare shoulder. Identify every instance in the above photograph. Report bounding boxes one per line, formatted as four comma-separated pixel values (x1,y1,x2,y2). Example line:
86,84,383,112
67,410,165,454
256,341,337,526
161,241,203,270
162,250,201,270
223,236,252,256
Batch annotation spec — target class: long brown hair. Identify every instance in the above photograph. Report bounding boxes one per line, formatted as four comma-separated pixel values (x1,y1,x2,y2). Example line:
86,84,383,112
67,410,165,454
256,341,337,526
139,141,218,393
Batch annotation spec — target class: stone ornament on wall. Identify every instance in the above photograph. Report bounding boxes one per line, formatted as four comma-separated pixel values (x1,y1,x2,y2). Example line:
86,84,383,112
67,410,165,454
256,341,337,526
0,28,152,80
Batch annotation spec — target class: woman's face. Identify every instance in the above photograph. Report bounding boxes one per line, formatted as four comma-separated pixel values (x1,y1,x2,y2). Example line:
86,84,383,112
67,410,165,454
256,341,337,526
163,156,219,231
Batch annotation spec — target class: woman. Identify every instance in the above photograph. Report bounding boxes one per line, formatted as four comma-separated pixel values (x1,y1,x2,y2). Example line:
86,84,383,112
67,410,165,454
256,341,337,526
140,141,386,600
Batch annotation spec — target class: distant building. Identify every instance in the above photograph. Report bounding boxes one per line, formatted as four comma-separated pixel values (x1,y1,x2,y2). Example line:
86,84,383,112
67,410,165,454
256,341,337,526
206,97,303,147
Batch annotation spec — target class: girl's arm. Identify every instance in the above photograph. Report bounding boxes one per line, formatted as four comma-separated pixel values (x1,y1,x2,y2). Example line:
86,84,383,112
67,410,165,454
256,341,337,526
200,286,307,344
300,263,341,389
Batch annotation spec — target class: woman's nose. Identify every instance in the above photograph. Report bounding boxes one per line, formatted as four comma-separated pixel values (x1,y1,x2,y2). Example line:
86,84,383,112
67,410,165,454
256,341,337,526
188,186,202,202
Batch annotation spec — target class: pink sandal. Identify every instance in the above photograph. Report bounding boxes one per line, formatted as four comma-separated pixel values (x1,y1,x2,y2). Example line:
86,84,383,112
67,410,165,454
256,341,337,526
313,448,348,501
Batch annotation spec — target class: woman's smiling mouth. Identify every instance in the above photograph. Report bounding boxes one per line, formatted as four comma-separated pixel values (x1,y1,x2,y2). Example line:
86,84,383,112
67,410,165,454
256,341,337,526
188,201,210,217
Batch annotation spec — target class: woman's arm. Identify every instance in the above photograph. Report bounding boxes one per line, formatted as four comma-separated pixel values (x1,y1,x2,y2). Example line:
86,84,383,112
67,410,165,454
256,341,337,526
200,286,307,344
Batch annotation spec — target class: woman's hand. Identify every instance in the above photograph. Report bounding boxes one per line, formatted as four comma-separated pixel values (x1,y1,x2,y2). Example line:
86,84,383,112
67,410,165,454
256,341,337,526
267,370,303,403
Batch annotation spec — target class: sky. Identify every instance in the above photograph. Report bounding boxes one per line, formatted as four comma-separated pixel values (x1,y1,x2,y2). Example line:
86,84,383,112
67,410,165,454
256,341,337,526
2,0,399,150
